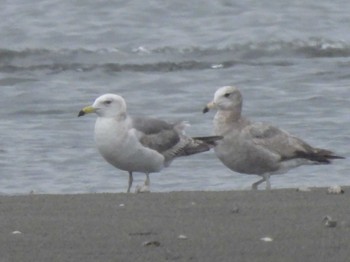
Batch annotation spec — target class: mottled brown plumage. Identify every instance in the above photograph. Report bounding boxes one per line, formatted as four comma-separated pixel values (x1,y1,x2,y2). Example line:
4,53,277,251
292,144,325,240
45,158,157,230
204,86,344,190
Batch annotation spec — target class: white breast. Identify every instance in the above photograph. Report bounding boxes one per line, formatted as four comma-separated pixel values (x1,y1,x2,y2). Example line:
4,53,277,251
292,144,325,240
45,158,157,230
94,117,165,173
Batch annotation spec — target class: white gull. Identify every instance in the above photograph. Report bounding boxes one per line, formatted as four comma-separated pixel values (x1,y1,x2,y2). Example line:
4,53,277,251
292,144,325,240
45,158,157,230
79,93,221,193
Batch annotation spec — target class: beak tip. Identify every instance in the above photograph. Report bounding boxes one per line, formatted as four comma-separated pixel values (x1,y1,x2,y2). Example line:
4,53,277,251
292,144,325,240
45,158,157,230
78,110,85,117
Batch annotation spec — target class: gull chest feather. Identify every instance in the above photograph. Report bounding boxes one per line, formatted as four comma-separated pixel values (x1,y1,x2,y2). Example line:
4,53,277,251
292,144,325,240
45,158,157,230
94,117,164,172
214,122,280,175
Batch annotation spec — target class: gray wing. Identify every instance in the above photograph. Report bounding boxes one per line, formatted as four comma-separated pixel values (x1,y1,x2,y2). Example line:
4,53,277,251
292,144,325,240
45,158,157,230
243,122,314,161
243,122,342,163
131,117,180,153
132,117,218,164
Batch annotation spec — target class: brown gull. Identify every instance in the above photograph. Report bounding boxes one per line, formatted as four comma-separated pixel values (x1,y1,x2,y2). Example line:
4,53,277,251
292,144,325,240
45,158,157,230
203,86,344,190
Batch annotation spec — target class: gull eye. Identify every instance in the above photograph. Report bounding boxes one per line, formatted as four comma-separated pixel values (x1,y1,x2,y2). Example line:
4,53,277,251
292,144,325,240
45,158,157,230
103,100,112,105
224,93,231,97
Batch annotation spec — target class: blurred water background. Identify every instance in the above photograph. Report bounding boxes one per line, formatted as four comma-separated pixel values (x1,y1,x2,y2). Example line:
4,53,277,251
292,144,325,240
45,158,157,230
0,0,349,193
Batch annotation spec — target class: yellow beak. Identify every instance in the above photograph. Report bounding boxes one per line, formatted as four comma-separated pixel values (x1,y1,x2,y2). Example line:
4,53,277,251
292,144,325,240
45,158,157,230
78,105,96,117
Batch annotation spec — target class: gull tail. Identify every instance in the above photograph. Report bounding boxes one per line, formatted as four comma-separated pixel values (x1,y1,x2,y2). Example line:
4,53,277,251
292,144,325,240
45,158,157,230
163,136,223,166
182,136,223,156
192,136,223,147
295,148,345,164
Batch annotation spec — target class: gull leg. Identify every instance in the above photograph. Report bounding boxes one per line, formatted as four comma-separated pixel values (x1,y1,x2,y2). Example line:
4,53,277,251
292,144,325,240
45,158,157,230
135,173,151,193
252,176,266,190
127,171,133,193
264,173,271,190
144,173,150,186
141,173,151,192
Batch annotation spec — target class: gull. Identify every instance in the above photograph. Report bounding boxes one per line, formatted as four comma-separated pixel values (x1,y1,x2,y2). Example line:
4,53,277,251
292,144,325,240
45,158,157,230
78,93,222,193
203,86,344,190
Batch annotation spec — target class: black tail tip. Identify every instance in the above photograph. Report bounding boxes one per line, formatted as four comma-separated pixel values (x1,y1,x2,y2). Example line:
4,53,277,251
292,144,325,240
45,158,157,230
193,135,223,147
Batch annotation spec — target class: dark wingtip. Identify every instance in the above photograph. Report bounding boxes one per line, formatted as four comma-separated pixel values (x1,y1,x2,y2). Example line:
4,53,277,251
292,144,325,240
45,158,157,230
294,150,345,163
328,155,345,160
202,106,209,114
78,110,85,117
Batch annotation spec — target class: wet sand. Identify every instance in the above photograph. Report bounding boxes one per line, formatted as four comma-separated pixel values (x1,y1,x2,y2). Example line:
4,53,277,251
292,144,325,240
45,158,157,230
1,187,349,262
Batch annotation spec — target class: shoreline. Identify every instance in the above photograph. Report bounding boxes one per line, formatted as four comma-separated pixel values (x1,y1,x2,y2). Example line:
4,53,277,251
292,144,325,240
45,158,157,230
1,187,349,262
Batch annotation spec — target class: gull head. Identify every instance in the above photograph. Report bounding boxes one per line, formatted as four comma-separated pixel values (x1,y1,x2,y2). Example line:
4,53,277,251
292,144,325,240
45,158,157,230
203,86,242,113
78,94,127,118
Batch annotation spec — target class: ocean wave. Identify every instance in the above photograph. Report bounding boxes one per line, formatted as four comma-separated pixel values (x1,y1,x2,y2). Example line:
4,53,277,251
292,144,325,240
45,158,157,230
0,61,232,73
132,38,350,57
0,38,349,73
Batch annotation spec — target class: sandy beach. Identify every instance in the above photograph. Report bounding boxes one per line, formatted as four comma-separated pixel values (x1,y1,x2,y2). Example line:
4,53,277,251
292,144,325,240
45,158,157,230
1,187,349,262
